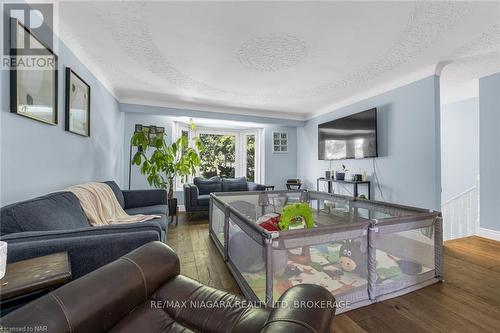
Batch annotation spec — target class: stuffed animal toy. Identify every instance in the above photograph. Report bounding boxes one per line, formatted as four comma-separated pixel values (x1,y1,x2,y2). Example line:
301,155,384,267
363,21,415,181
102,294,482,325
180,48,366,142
276,203,315,265
339,239,368,278
278,203,314,230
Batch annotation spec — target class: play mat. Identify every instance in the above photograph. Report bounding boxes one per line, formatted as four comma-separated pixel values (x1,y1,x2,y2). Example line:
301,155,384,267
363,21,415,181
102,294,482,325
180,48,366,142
241,243,433,302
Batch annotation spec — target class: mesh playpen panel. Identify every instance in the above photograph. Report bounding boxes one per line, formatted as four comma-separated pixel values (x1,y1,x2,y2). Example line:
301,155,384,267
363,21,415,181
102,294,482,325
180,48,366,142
227,217,267,302
217,193,260,219
309,197,367,226
259,191,305,215
372,219,436,297
210,202,225,246
269,234,370,308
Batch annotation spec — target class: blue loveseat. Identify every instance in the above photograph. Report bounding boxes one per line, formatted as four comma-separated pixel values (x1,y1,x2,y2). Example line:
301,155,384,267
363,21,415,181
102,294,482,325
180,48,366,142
0,181,168,279
183,176,266,214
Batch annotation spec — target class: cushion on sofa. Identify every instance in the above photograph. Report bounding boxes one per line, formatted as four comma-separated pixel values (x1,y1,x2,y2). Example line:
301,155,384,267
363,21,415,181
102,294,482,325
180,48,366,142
0,192,90,235
123,210,167,231
197,194,211,207
194,177,222,195
152,215,168,232
125,205,168,216
103,181,125,208
221,177,247,192
125,206,168,232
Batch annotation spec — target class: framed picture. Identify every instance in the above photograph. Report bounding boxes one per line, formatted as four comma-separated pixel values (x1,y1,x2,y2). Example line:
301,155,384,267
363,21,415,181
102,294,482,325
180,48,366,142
133,124,165,146
147,125,165,145
65,67,90,136
10,18,58,125
272,132,288,153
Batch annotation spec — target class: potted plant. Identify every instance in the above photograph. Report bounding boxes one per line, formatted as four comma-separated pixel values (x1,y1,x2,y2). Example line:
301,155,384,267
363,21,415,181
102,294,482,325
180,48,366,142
336,164,348,181
130,124,203,222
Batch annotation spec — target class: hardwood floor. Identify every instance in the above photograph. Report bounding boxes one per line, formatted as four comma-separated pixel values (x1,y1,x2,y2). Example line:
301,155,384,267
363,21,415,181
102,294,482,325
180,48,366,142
167,213,500,333
166,212,240,294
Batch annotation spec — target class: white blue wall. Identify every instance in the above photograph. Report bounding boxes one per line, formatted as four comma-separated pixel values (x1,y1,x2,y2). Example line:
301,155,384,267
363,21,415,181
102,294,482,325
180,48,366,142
440,97,479,202
263,125,298,189
479,72,500,233
0,10,123,206
298,76,441,210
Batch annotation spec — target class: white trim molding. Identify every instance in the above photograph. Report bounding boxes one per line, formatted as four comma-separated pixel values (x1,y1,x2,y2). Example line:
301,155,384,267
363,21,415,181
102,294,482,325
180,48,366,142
119,96,305,121
476,228,500,242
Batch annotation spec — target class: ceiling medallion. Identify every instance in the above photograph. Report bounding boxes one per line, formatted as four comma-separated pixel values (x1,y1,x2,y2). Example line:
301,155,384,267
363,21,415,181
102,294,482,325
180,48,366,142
237,33,307,72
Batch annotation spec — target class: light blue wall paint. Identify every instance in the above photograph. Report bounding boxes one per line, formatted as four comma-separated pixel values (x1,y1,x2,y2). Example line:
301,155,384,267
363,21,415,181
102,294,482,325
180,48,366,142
441,97,479,203
0,7,124,206
479,72,500,232
263,126,298,189
298,76,441,210
120,103,304,127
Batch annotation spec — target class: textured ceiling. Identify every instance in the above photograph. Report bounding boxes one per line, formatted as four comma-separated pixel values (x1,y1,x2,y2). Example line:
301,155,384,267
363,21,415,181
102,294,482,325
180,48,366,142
57,1,500,119
237,33,308,72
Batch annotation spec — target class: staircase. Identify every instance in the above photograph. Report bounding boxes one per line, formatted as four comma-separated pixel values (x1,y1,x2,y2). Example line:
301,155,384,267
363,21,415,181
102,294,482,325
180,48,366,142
441,179,480,240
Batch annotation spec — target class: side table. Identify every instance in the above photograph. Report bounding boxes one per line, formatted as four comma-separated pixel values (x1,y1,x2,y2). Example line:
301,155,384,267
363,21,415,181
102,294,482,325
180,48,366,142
0,252,71,315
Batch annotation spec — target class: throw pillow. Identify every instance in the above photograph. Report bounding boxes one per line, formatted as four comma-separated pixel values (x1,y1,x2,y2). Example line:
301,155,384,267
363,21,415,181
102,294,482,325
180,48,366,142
222,177,247,192
194,176,222,195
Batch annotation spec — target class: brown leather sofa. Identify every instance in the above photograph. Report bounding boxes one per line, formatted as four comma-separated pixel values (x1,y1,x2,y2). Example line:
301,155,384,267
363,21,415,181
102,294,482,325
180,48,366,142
1,242,336,332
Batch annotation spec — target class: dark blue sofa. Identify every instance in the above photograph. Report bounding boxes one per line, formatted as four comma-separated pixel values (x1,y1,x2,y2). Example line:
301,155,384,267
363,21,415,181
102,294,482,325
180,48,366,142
183,176,266,215
0,181,168,279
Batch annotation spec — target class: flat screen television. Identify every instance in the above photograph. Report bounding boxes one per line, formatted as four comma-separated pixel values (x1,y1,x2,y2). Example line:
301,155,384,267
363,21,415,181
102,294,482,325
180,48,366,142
318,108,377,160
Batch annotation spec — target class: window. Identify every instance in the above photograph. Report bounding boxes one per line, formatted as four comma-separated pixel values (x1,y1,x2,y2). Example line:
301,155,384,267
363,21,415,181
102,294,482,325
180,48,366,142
273,132,288,153
173,122,262,189
174,123,191,190
246,134,255,182
179,128,190,179
199,133,236,178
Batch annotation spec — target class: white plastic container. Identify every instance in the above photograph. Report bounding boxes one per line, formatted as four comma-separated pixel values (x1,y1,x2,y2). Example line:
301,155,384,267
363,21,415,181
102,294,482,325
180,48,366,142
0,241,7,279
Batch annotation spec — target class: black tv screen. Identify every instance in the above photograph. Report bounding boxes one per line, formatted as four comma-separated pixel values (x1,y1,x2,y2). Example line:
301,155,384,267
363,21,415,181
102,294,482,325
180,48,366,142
318,108,378,160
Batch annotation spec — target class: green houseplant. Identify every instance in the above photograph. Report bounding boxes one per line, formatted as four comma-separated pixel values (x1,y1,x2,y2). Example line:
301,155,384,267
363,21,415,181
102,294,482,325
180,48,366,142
130,125,204,208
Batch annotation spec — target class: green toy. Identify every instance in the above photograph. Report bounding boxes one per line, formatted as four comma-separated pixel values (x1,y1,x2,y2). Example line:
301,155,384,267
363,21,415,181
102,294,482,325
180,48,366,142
278,203,314,230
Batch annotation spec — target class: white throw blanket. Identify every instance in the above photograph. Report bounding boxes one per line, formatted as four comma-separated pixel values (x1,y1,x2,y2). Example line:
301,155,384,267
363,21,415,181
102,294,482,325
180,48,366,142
68,182,160,226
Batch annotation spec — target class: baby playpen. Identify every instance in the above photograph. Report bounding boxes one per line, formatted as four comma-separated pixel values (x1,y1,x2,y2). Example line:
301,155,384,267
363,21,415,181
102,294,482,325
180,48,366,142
209,190,442,313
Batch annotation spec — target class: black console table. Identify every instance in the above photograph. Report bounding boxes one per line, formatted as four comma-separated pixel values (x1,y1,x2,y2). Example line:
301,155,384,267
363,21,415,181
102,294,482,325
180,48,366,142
317,178,371,199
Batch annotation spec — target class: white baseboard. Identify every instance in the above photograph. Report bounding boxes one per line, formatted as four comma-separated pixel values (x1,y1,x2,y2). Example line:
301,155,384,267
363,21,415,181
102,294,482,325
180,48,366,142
476,228,500,241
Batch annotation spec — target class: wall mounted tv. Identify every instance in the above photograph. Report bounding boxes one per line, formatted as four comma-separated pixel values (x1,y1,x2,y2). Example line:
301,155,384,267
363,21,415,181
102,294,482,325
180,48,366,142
318,108,378,160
